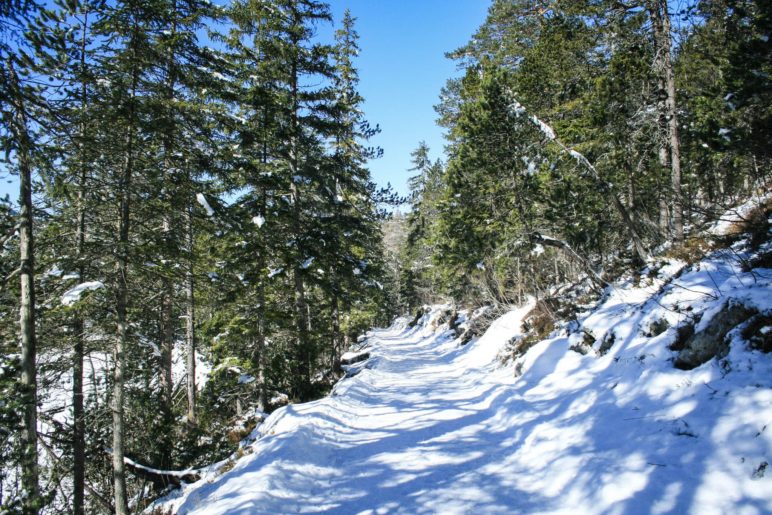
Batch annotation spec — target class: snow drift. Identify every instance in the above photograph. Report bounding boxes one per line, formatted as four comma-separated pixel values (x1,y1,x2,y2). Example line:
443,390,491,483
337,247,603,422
154,235,772,514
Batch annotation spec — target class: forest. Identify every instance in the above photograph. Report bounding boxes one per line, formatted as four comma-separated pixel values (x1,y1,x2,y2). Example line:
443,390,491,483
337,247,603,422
0,0,769,513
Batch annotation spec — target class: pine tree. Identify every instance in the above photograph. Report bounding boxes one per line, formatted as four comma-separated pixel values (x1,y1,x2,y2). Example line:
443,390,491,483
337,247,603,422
401,142,443,310
325,9,385,372
1,1,65,509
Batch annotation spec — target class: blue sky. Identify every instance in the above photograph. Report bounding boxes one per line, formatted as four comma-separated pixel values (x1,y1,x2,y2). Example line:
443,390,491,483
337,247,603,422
0,0,490,202
324,0,489,198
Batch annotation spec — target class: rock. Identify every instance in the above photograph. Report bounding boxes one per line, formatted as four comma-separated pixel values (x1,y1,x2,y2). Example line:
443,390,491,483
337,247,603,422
458,307,493,345
430,307,455,329
741,312,772,353
669,320,697,351
598,332,616,356
674,302,757,370
408,307,429,327
570,331,597,356
644,318,670,338
341,350,370,366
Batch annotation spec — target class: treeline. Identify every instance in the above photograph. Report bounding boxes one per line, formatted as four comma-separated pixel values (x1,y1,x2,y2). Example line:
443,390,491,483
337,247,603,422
398,0,770,310
1,0,394,513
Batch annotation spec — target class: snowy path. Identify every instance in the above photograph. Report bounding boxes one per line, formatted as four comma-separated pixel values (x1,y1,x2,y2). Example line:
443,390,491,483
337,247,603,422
169,255,772,515
174,305,547,514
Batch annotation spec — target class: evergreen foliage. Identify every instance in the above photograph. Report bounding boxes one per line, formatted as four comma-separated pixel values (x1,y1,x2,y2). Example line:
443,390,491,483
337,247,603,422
414,0,770,307
0,1,390,512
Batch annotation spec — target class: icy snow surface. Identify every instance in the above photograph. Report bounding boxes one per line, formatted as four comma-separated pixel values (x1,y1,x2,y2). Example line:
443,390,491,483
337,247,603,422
162,250,771,514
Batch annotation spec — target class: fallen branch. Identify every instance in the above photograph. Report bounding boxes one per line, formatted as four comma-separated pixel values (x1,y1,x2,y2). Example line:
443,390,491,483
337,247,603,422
124,455,201,489
104,449,201,490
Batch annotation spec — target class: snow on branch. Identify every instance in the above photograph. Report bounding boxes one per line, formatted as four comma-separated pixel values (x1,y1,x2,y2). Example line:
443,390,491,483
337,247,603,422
196,193,215,217
121,452,201,489
506,93,648,262
506,98,599,178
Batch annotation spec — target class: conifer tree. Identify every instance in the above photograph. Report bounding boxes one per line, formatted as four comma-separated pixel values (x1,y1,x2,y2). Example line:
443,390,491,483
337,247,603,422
401,142,443,309
326,9,384,371
1,1,64,509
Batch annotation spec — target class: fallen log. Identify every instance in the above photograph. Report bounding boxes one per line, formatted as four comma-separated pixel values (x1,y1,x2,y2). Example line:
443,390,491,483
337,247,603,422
124,455,201,489
105,449,201,490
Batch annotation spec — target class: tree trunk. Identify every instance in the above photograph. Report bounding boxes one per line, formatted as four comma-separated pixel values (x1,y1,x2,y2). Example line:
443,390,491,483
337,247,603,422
656,75,671,237
160,0,179,441
289,7,312,398
662,3,683,241
253,181,267,412
113,152,131,515
649,0,683,241
72,110,87,515
112,35,140,513
331,293,341,374
9,61,40,513
72,317,85,515
72,11,90,512
185,200,197,424
159,275,174,463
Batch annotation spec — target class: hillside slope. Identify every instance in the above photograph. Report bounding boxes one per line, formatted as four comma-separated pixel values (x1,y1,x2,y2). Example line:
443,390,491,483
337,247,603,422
156,229,772,514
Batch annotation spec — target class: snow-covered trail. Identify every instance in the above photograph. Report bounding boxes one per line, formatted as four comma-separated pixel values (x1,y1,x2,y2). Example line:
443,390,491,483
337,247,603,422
167,247,772,515
175,304,546,514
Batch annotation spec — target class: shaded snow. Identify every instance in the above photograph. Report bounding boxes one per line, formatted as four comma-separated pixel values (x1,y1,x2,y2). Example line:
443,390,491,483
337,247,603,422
156,244,772,515
61,281,104,306
708,191,771,236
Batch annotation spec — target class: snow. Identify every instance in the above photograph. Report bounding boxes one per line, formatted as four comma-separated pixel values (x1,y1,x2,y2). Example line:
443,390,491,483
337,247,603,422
506,99,555,139
708,190,771,236
154,242,772,515
61,281,104,306
124,455,199,479
340,350,364,362
569,148,584,162
238,374,255,385
252,215,265,228
196,193,215,217
172,342,211,392
531,115,556,140
46,266,63,277
267,267,283,279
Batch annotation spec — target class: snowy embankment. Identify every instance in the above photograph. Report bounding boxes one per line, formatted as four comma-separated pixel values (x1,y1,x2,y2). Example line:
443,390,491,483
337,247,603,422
156,240,771,514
